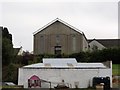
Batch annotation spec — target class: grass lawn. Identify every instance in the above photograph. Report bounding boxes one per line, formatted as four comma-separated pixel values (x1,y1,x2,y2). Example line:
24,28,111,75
112,64,120,76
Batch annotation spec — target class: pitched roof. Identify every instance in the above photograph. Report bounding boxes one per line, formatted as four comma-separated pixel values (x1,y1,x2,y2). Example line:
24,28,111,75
13,48,21,56
33,18,83,35
88,39,120,48
13,46,22,56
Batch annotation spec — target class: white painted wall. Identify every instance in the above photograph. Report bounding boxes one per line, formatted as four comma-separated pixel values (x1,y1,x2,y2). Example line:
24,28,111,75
18,68,112,88
18,47,23,55
89,40,105,51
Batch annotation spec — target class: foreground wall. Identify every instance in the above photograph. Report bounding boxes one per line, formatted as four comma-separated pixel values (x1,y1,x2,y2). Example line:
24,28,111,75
18,68,112,88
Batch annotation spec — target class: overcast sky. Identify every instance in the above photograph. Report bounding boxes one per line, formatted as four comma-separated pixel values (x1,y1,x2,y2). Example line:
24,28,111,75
1,0,119,52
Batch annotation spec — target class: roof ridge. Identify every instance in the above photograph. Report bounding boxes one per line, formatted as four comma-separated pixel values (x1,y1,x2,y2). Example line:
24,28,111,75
33,18,83,35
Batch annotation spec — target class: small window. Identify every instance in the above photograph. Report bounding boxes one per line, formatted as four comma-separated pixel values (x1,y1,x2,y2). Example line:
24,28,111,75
72,35,76,51
40,35,44,53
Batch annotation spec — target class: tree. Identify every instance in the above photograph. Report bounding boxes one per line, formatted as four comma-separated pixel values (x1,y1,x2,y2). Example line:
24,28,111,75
68,48,120,63
2,27,14,65
21,51,34,65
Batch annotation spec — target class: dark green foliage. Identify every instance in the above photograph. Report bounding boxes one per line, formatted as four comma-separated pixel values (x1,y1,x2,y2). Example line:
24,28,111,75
69,52,87,62
2,63,22,84
100,48,120,64
2,27,12,41
90,48,119,63
2,27,17,83
22,51,31,65
69,48,120,63
33,48,119,64
2,27,14,65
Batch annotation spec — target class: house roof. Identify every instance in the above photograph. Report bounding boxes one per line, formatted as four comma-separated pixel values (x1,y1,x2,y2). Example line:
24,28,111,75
23,58,106,69
33,18,83,35
88,39,120,48
13,47,21,56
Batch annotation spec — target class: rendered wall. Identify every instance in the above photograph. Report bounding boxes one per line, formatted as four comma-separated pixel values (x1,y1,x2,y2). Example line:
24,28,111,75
18,68,112,88
33,21,87,55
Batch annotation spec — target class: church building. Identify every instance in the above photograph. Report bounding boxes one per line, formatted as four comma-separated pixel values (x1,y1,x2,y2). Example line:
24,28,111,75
33,18,88,55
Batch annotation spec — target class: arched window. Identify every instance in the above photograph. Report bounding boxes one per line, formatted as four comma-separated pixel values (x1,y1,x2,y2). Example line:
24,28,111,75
40,35,44,53
56,35,60,45
72,35,76,52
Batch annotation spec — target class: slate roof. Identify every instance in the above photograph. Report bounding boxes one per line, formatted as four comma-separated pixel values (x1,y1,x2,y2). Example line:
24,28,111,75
88,39,120,48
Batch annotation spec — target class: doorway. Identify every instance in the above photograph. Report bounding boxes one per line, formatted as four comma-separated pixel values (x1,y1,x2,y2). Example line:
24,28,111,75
54,46,61,55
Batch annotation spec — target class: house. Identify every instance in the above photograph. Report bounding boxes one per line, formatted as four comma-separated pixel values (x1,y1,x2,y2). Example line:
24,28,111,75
88,39,106,51
18,58,112,88
88,39,120,51
13,46,23,56
33,18,88,55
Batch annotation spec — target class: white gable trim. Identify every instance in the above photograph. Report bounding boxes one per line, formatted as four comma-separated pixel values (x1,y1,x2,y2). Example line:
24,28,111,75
33,18,83,35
